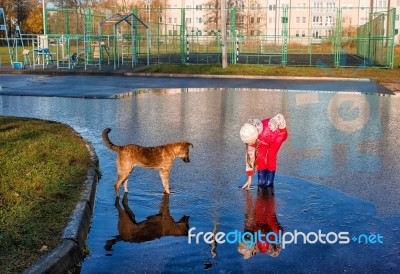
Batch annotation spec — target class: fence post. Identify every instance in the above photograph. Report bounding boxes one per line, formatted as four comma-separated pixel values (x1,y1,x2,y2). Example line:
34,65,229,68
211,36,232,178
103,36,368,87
282,6,288,66
389,8,396,68
230,7,237,64
180,8,186,65
335,8,342,68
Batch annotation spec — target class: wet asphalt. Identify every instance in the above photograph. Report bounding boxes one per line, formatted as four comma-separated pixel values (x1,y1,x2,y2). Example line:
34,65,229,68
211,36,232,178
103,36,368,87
0,73,394,98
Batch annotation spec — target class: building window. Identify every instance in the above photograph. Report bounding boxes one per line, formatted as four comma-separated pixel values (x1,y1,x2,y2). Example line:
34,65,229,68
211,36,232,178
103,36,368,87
302,17,306,23
195,5,202,11
296,17,300,23
250,17,254,24
257,17,261,24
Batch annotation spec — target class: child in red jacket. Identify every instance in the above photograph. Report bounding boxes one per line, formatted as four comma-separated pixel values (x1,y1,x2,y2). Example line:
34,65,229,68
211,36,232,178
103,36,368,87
240,114,288,189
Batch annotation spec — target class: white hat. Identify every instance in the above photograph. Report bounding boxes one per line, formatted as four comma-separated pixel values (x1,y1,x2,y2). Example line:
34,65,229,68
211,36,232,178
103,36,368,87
247,119,263,134
240,123,258,144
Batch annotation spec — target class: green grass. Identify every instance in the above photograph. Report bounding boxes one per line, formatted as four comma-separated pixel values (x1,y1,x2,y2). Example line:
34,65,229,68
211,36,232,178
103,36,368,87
140,46,400,83
1,44,399,83
0,116,94,273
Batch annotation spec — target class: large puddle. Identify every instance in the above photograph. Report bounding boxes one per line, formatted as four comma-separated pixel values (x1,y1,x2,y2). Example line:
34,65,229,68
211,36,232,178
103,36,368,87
1,87,399,273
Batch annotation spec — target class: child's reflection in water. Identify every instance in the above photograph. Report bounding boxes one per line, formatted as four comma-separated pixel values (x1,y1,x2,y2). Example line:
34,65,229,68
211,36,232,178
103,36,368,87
238,189,283,259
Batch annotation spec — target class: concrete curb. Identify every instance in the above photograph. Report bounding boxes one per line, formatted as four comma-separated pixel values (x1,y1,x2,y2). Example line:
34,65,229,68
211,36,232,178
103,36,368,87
124,72,372,82
22,140,99,274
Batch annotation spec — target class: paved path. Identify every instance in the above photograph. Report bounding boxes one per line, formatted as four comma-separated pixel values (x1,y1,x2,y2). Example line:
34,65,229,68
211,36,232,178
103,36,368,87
0,74,393,98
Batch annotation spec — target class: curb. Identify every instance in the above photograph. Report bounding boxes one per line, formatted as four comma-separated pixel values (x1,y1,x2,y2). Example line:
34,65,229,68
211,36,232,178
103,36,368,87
124,72,372,82
22,140,99,274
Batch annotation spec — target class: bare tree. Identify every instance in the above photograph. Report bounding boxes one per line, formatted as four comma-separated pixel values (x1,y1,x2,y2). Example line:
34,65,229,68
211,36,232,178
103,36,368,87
52,0,99,9
203,0,220,35
203,0,247,35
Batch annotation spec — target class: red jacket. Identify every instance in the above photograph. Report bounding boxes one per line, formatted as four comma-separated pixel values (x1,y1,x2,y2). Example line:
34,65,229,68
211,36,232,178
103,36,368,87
246,118,288,176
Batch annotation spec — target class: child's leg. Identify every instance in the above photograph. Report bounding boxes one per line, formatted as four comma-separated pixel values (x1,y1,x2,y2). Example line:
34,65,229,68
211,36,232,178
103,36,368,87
266,170,275,188
258,169,268,188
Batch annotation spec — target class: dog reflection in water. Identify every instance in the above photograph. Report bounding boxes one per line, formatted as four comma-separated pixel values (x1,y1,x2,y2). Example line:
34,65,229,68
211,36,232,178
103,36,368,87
238,189,283,259
105,193,189,250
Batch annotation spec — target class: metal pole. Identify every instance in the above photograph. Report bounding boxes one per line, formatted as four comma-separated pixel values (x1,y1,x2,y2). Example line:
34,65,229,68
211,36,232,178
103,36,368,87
114,24,117,70
99,23,102,70
221,0,228,68
42,0,47,35
147,27,150,66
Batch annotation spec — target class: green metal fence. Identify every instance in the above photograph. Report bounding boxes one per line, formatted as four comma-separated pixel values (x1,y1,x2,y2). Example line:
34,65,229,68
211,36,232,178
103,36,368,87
356,8,396,67
1,6,396,69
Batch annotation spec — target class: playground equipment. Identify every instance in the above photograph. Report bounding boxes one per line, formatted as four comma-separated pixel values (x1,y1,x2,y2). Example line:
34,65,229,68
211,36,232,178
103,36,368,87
45,8,151,70
0,8,12,66
0,9,29,69
32,35,55,69
11,25,25,68
56,35,84,69
98,12,149,70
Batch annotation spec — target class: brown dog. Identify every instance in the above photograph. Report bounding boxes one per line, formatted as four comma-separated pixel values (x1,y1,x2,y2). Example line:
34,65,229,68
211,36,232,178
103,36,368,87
102,128,193,197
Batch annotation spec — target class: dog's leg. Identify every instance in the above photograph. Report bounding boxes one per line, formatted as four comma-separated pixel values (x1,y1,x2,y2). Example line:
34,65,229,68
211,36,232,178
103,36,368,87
114,174,129,198
159,168,171,194
115,157,134,197
122,178,129,193
121,166,134,194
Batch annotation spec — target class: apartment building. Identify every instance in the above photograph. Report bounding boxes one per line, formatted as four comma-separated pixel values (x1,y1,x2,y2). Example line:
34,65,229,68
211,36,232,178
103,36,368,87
137,0,399,43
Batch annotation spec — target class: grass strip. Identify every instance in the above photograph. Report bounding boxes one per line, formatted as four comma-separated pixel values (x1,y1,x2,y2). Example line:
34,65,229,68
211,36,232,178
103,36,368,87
0,116,93,273
140,46,400,83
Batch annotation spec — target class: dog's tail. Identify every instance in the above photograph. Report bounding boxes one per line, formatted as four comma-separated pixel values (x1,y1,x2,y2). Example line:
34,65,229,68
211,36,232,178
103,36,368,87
102,128,121,152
